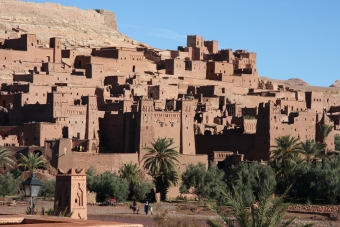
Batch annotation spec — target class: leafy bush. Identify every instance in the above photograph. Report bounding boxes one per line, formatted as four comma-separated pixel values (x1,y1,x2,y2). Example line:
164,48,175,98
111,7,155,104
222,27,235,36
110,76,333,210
96,171,129,202
0,172,16,197
180,162,227,200
293,159,340,204
40,179,56,198
134,180,154,201
335,134,340,151
227,161,276,206
86,167,129,202
86,165,96,192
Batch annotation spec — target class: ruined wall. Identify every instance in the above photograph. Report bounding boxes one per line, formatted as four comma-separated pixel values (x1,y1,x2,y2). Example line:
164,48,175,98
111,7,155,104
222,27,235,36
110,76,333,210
94,10,118,30
72,153,138,174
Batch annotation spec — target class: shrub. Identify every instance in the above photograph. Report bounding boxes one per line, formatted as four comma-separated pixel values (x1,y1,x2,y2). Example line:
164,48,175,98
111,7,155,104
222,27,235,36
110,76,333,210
134,180,154,201
180,161,227,200
227,161,276,206
40,179,56,198
0,172,16,197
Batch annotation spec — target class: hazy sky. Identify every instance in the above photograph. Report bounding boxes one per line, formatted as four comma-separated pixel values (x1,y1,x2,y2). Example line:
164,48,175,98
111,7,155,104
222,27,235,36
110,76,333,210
28,0,340,87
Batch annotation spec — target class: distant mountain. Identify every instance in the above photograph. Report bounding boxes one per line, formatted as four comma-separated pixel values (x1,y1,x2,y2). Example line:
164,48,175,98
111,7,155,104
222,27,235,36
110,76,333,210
330,80,340,87
260,77,309,87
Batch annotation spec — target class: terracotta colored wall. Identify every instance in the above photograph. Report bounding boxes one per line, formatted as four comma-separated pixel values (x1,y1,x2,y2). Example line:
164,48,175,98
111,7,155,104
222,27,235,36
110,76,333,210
72,152,138,174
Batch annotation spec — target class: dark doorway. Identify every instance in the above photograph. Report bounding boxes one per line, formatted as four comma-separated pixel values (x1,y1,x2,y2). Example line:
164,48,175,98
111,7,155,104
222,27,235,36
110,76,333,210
217,161,225,170
132,65,135,72
62,127,69,138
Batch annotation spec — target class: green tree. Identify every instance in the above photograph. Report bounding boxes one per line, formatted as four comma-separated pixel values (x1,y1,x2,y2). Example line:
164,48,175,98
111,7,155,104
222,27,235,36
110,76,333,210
320,124,333,154
270,154,304,196
86,165,96,192
320,124,333,145
0,147,14,168
142,137,180,200
0,172,16,197
119,162,140,198
18,152,46,173
270,135,301,161
180,162,227,200
207,185,313,227
334,134,340,151
227,162,276,206
299,139,325,162
293,158,340,204
95,171,129,202
40,179,56,198
86,168,130,202
134,181,154,201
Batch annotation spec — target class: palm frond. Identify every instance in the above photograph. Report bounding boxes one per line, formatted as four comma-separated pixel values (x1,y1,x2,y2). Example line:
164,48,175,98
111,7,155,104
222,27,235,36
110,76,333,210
0,147,14,168
18,152,46,173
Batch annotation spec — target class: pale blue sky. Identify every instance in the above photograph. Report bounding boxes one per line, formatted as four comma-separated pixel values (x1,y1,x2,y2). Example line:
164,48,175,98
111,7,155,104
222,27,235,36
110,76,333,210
28,0,340,87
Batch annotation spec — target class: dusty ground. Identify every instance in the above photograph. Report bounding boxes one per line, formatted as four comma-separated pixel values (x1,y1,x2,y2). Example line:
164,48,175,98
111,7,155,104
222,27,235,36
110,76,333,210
0,200,338,227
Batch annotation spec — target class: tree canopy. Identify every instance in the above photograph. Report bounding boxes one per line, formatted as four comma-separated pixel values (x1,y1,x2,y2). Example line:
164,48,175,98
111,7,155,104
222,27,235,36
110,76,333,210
180,162,227,200
270,135,301,160
18,151,46,173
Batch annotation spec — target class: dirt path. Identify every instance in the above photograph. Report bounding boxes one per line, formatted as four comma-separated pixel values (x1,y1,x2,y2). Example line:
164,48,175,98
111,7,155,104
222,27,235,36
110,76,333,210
0,200,337,227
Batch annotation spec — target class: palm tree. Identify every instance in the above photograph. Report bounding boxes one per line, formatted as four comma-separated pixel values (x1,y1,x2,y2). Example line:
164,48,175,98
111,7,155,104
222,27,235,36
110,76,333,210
18,151,46,173
119,162,140,198
320,124,333,145
142,137,180,201
270,135,301,161
299,139,325,162
207,185,314,227
0,147,14,168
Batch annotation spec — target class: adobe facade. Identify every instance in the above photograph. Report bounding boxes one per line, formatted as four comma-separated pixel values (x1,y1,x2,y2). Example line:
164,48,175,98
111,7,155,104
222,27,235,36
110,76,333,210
0,33,338,198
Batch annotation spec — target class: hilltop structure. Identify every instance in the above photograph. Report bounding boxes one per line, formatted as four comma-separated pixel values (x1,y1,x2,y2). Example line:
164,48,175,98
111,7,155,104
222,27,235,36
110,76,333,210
0,32,338,197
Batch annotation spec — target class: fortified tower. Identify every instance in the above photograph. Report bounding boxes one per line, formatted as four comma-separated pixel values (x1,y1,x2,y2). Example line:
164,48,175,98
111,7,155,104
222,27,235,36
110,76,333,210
50,37,62,63
178,99,196,155
137,99,154,162
83,96,99,152
254,101,278,160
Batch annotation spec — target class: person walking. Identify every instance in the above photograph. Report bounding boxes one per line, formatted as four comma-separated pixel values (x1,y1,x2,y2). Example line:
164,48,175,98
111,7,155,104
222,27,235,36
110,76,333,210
148,202,153,215
144,201,149,214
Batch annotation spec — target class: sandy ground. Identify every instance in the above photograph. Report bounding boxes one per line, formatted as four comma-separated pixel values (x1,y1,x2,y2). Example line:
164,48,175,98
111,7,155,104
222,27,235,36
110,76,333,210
0,200,338,227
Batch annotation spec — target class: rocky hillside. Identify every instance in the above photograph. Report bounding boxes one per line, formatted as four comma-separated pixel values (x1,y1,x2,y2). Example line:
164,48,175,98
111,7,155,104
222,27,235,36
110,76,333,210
330,80,340,87
0,0,146,48
260,76,309,87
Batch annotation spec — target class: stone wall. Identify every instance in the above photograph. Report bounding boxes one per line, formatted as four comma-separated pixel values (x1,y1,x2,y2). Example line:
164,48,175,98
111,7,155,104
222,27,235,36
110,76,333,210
72,152,138,174
95,10,118,31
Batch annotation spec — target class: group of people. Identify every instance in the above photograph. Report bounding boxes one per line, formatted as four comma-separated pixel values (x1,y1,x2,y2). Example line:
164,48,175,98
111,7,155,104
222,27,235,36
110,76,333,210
131,200,153,215
144,201,153,215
